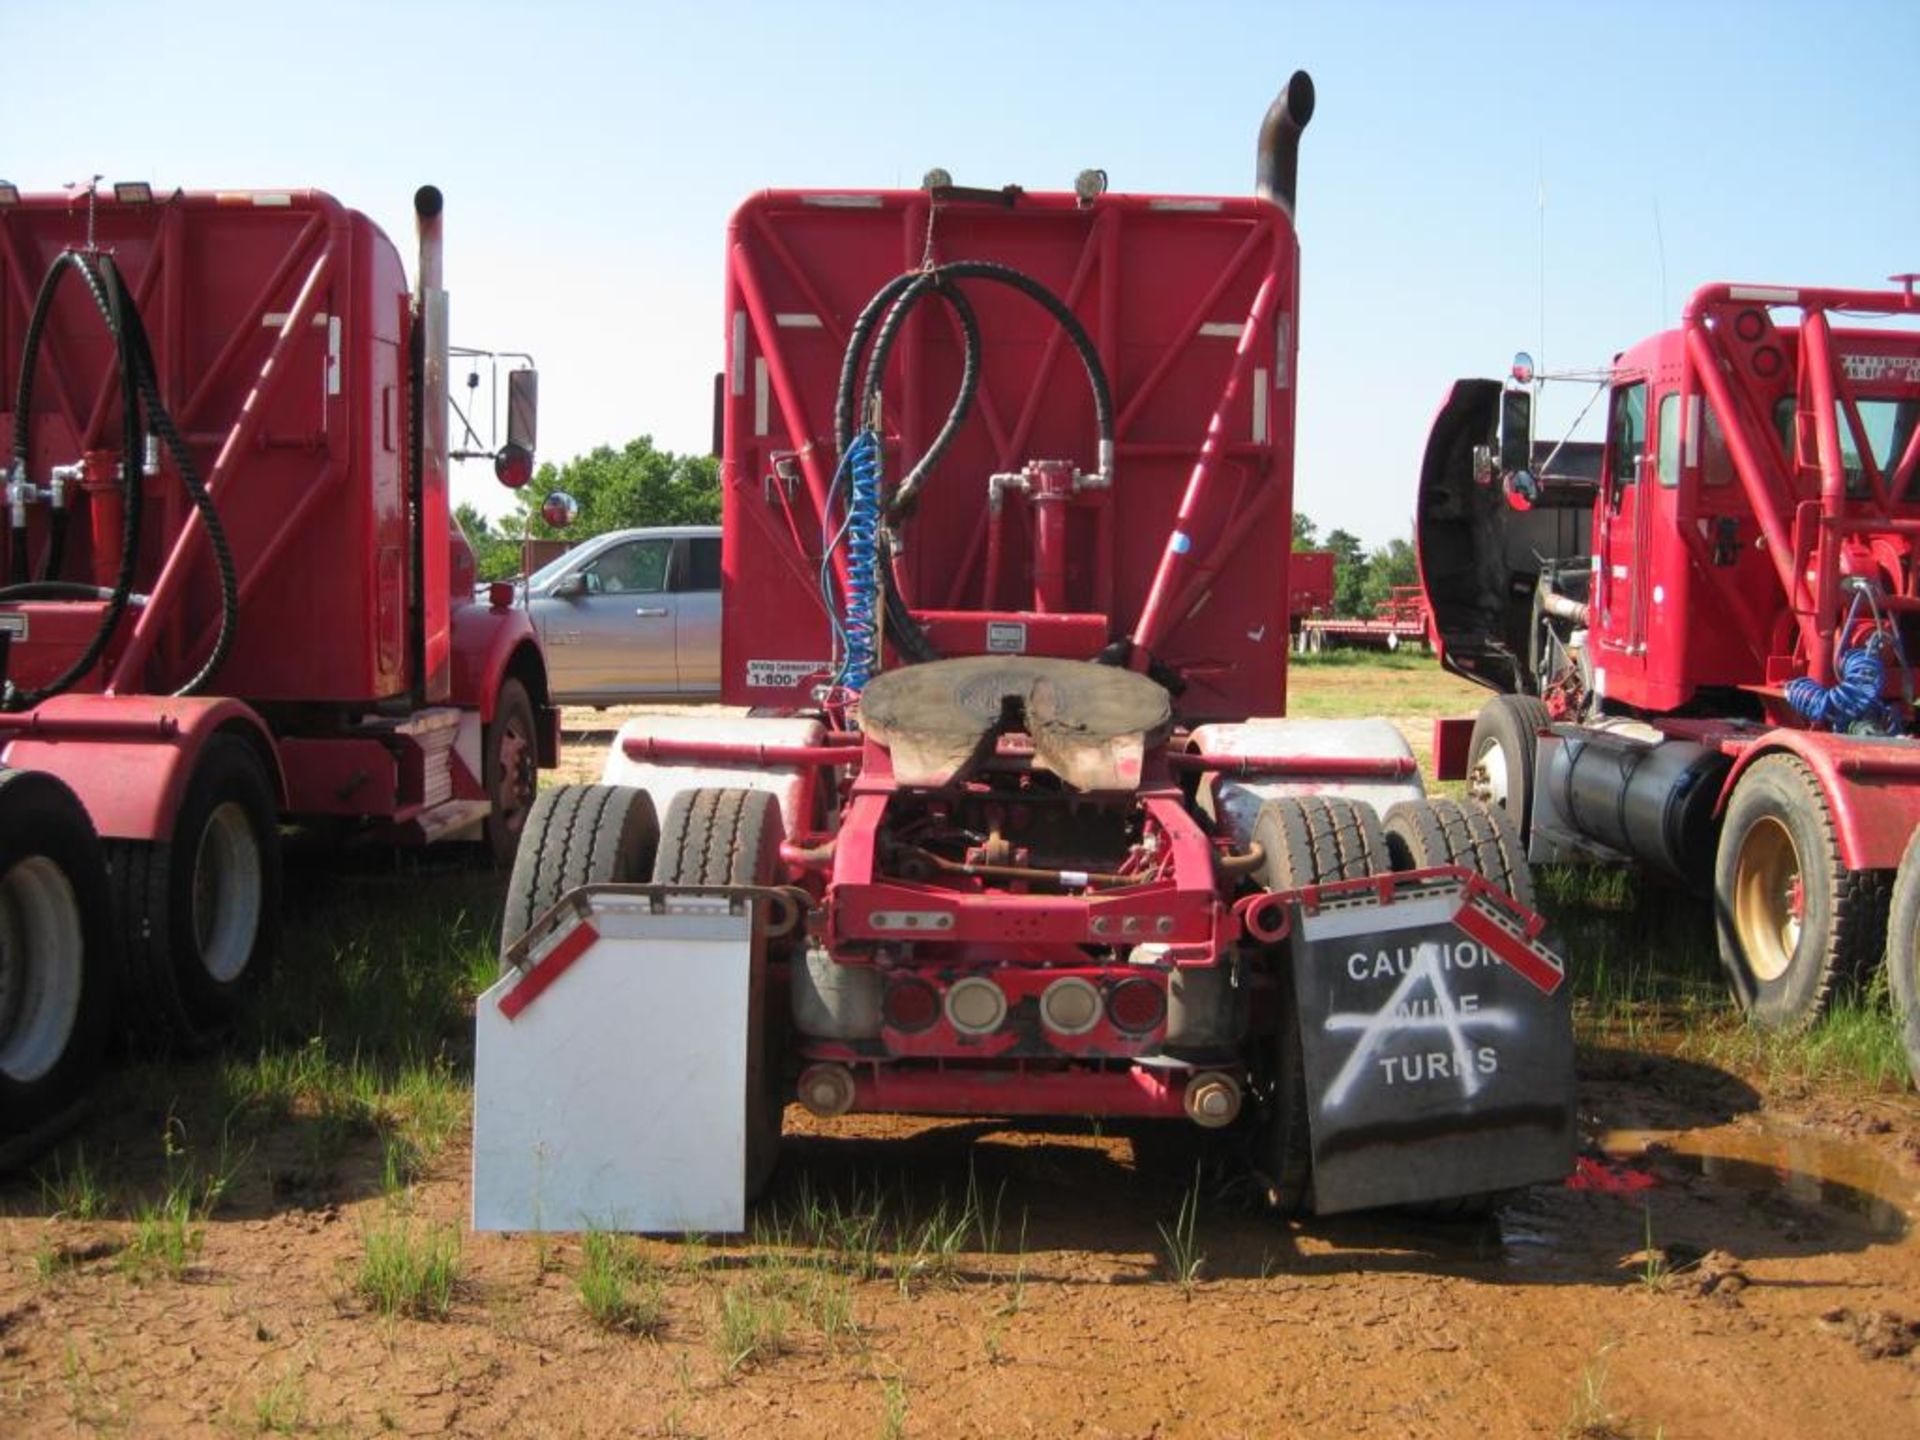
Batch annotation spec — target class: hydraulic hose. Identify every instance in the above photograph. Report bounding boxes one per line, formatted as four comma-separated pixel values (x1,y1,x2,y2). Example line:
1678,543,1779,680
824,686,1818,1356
3,252,146,710
832,259,1118,669
2,250,239,708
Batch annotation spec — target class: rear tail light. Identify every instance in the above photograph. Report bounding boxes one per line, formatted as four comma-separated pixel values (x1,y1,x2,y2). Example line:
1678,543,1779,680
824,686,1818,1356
1106,977,1166,1033
1039,977,1101,1035
883,977,940,1033
945,976,1007,1035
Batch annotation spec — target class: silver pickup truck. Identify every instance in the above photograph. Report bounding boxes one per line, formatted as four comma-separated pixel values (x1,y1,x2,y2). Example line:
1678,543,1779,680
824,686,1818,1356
518,526,722,704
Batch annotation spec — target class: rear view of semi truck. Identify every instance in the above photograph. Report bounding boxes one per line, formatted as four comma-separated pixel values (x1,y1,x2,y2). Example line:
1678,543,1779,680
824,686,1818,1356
0,182,557,1153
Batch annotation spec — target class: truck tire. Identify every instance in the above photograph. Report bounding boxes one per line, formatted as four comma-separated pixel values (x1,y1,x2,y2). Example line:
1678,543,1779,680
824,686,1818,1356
653,788,786,1203
1714,754,1888,1031
105,735,282,1050
482,678,539,869
1247,796,1388,1215
1467,695,1550,844
1887,828,1920,1089
0,770,115,1155
500,783,659,957
1382,796,1534,910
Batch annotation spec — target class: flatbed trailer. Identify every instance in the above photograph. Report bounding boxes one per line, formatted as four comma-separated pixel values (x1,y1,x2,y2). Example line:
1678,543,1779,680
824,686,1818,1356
1297,586,1433,654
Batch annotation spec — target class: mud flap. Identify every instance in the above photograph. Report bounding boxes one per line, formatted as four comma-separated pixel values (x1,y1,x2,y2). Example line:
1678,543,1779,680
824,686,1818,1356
1290,876,1574,1214
473,891,755,1233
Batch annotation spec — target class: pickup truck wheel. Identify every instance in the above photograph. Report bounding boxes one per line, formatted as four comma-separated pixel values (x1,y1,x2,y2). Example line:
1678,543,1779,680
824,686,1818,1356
500,783,659,958
1247,796,1387,1216
1715,754,1887,1031
0,770,114,1152
1887,828,1920,1089
106,736,281,1049
654,788,787,1204
482,678,538,869
1466,695,1549,844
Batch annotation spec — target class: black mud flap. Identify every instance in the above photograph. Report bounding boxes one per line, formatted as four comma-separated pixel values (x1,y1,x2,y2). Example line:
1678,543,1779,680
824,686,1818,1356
1289,874,1574,1215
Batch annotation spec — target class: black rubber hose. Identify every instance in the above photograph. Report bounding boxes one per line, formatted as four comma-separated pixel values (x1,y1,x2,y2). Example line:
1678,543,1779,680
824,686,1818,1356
859,275,983,521
112,258,239,697
9,251,85,585
834,271,923,456
2,254,148,710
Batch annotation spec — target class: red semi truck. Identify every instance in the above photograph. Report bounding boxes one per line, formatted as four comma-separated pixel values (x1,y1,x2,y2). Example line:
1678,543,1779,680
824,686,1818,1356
473,74,1577,1233
0,184,557,1151
1418,283,1920,1075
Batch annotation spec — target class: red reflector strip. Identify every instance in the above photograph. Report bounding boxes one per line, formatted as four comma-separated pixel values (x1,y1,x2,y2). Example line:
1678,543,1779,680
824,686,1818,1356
497,920,600,1020
1452,904,1564,996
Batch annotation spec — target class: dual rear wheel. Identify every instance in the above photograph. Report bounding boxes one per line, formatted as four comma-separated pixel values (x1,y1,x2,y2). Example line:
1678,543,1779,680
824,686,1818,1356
501,783,788,1204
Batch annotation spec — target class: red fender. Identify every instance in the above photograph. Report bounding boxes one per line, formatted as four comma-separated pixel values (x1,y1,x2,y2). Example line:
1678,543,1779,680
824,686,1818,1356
1717,727,1920,871
0,694,283,843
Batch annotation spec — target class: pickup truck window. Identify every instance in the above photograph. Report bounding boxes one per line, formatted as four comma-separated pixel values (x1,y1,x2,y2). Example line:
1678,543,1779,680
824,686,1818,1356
582,539,669,595
682,537,723,592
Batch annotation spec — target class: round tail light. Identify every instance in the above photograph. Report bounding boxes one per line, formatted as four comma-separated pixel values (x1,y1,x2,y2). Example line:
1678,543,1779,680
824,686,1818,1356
1107,977,1166,1034
1040,977,1101,1035
883,977,940,1033
945,976,1008,1035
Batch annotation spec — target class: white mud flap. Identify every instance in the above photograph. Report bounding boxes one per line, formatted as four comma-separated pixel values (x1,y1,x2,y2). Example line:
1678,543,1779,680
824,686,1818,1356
473,891,754,1233
1291,874,1574,1214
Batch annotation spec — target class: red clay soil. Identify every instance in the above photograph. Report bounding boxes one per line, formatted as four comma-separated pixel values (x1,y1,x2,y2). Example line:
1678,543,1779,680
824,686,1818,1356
3,1048,1917,1438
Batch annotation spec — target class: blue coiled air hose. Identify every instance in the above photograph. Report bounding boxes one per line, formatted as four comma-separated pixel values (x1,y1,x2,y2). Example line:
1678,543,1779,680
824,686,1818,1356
835,428,884,692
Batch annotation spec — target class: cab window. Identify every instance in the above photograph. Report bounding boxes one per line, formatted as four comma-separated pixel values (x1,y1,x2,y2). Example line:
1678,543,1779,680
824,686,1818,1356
1656,393,1680,488
1608,382,1647,491
581,539,669,595
677,536,723,593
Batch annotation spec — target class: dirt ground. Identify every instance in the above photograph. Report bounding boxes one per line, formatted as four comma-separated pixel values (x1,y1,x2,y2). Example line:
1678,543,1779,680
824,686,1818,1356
3,662,1917,1438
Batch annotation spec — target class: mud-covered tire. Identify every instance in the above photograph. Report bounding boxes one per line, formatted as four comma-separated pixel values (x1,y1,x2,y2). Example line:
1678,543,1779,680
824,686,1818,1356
1247,796,1388,1216
1467,695,1549,844
500,783,660,958
105,736,281,1050
1382,796,1534,910
654,788,787,1203
1887,828,1920,1089
1714,754,1888,1031
482,678,539,869
0,770,115,1155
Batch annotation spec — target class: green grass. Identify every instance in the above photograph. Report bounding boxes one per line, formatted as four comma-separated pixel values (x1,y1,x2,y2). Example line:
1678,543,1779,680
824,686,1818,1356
1156,1168,1206,1295
37,1145,109,1221
357,1213,463,1320
1539,863,1910,1092
577,1229,667,1335
710,1279,790,1376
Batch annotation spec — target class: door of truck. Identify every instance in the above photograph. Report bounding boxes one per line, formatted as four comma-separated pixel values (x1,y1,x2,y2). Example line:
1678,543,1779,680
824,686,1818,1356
672,534,722,695
1594,380,1651,682
563,535,678,697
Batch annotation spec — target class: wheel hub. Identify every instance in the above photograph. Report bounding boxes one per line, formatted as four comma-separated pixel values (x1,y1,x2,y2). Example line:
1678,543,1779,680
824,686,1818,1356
497,719,537,835
0,857,86,1083
192,802,263,985
1733,816,1803,985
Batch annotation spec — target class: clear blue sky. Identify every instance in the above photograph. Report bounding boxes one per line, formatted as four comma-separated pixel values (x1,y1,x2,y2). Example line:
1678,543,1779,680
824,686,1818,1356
7,0,1916,548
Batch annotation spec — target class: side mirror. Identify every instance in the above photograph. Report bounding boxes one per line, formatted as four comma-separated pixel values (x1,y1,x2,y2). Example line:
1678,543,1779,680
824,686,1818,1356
1499,387,1533,477
494,368,539,488
550,571,587,600
541,489,579,530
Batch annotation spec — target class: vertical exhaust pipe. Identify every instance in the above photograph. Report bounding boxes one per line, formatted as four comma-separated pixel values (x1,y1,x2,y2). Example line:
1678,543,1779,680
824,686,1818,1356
1255,71,1316,216
411,185,452,703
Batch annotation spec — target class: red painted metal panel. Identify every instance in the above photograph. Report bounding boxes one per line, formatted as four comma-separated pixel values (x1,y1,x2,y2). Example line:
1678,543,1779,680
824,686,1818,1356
0,189,415,704
718,187,1300,722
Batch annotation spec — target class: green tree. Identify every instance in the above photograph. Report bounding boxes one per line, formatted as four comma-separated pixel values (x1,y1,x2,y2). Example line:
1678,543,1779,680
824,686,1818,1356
1292,512,1319,552
1325,527,1368,616
1357,535,1420,615
510,436,720,542
454,502,521,581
